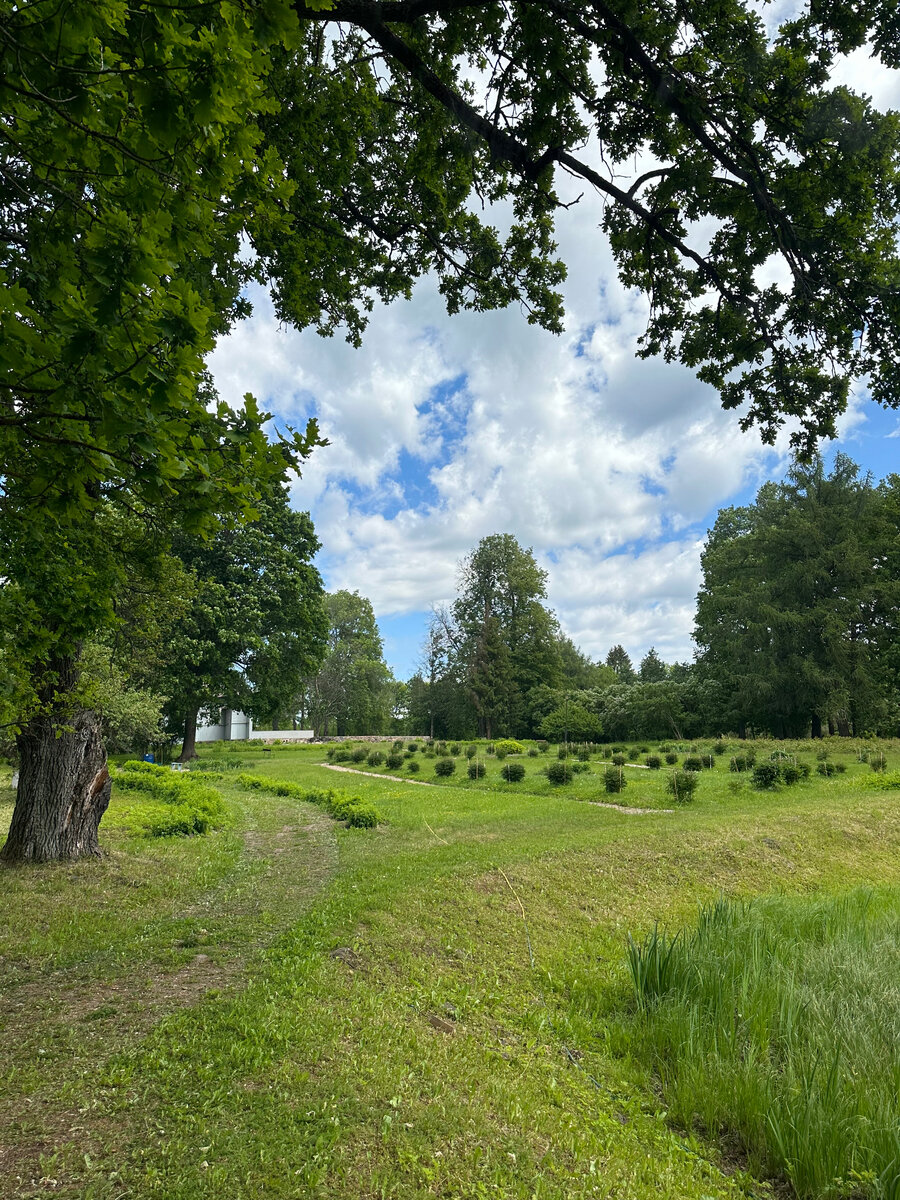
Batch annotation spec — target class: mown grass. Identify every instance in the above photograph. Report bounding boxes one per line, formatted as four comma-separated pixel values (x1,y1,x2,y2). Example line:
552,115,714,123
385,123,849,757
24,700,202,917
1,745,899,1198
623,890,900,1198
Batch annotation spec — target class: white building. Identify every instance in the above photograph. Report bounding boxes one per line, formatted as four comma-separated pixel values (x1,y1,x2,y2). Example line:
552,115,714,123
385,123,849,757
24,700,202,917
196,708,313,743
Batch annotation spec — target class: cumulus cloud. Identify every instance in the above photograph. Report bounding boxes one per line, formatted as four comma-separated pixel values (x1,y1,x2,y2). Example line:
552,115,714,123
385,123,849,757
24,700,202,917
207,36,897,678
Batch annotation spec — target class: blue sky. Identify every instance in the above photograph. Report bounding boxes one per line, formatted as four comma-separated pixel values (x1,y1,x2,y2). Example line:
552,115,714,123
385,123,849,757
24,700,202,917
209,27,900,683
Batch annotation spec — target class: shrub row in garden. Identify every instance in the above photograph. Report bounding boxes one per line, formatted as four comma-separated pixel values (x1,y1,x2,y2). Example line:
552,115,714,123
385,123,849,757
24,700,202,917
117,762,226,836
232,773,382,828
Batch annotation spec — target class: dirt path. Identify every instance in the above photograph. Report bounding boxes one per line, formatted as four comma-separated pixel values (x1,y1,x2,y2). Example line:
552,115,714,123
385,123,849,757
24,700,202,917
0,797,338,1193
321,762,671,814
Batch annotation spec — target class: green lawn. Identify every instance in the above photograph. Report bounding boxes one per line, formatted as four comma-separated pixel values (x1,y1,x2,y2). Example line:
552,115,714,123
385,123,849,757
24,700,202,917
1,743,898,1198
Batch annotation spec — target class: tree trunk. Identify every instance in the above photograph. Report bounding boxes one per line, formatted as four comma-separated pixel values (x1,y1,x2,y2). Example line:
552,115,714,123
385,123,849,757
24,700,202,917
179,708,199,762
811,713,823,739
2,707,111,864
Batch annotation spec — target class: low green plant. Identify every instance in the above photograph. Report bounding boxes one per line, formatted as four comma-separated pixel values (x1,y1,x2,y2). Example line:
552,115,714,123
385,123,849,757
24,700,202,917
434,757,456,777
449,742,461,755
528,747,539,757
407,759,420,774
665,752,678,765
351,747,368,763
682,756,703,772
667,771,699,803
465,744,478,759
385,753,404,770
752,762,780,789
611,754,626,767
467,760,486,779
645,755,662,770
493,738,525,756
500,761,526,782
231,772,383,827
536,740,549,753
604,766,626,793
546,760,573,784
571,760,590,774
367,750,385,767
117,763,226,837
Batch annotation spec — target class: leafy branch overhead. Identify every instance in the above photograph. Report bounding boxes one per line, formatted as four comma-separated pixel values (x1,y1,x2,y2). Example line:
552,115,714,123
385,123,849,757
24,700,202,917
293,0,900,450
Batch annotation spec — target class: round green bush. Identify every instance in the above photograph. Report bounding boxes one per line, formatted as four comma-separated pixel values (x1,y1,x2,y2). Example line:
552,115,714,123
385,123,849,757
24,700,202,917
571,760,590,773
351,747,368,763
546,760,573,784
628,747,641,760
752,762,780,788
667,771,700,803
730,755,747,772
604,766,627,793
682,755,703,772
557,745,569,759
407,742,419,753
781,763,802,785
333,749,352,763
465,744,478,759
367,750,385,767
434,757,456,777
393,739,403,751
495,748,508,761
407,759,420,774
501,761,526,782
645,755,662,770
528,747,539,757
577,749,590,762
713,741,727,755
611,754,626,767
537,740,549,754
602,748,612,759
664,752,678,765
494,739,525,756
468,760,486,779
385,753,404,770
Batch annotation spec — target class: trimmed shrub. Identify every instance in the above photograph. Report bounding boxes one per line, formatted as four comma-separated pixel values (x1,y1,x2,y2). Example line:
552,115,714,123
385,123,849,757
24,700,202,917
537,740,549,754
367,750,385,767
546,760,573,784
528,747,539,757
667,770,700,803
870,754,888,773
117,765,226,837
730,755,748,773
393,739,403,751
407,759,420,773
385,753,404,770
645,755,662,770
602,747,613,759
333,749,352,763
629,747,642,760
781,763,803,785
468,760,486,779
407,742,419,753
752,762,780,789
434,757,456,777
485,743,495,755
495,748,508,761
501,761,526,782
577,748,591,762
611,754,626,767
494,738,525,756
449,742,461,756
604,766,626,793
465,744,478,759
665,752,678,765
571,760,590,774
713,741,728,755
682,756,704,772
351,748,368,763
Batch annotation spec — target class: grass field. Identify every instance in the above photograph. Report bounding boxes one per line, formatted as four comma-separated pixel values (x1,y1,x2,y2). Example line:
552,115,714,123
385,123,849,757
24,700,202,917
1,739,898,1199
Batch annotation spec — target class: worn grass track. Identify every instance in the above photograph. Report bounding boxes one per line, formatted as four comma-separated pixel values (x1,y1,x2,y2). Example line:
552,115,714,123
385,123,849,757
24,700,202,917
1,746,898,1198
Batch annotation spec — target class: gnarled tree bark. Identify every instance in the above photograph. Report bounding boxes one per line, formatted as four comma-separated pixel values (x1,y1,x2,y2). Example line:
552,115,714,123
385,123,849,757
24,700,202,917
2,690,111,864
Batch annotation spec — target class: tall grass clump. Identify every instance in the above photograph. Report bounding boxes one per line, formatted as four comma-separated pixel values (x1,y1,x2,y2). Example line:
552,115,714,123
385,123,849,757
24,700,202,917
623,889,900,1199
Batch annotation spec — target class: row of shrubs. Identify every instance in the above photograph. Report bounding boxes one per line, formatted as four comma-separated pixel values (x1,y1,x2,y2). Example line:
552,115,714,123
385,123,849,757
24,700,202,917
117,761,227,837
230,773,382,828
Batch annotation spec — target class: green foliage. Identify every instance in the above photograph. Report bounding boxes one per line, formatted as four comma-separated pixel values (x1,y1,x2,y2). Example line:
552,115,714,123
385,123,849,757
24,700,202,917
500,761,526,782
366,751,385,767
351,748,368,763
645,755,662,770
540,702,603,744
116,763,225,837
666,771,700,803
604,766,627,793
385,753,404,770
465,744,478,759
493,739,526,756
752,763,781,789
434,757,456,778
625,892,900,1198
611,754,626,767
467,760,486,779
406,759,420,774
546,760,573,784
231,772,382,827
682,756,704,772
537,741,550,754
